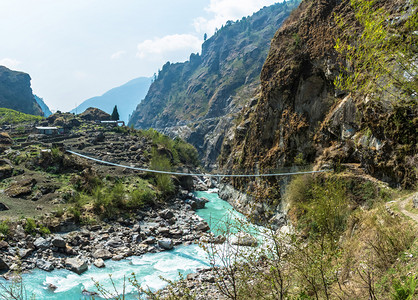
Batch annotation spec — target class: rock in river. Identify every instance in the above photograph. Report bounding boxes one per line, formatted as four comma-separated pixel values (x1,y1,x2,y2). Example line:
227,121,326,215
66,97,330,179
93,258,105,268
65,257,88,275
231,233,258,247
158,239,174,250
36,259,54,271
93,249,113,260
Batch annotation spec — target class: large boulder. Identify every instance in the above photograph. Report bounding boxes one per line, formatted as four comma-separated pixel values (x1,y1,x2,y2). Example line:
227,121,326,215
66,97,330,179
36,259,54,271
0,202,9,211
18,248,32,259
0,257,9,271
93,259,105,268
158,239,174,250
0,240,8,249
5,178,36,198
0,160,13,180
196,221,210,232
196,197,209,209
159,209,174,220
52,236,67,248
106,237,123,248
92,249,113,260
34,237,51,249
65,257,88,275
231,233,258,247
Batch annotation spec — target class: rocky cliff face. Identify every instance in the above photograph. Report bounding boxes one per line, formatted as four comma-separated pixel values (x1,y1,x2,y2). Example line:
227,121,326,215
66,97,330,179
0,66,43,116
128,1,301,168
220,0,416,195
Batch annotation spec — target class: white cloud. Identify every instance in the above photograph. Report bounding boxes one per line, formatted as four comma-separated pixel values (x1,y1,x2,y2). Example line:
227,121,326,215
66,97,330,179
111,50,126,60
0,58,22,70
194,0,280,35
136,34,202,63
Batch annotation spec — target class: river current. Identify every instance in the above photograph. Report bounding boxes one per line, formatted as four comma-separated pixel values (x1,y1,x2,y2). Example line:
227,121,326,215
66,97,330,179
1,190,244,299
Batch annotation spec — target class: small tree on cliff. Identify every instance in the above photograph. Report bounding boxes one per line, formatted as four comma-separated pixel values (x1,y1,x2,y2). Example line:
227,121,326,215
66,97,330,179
111,105,119,121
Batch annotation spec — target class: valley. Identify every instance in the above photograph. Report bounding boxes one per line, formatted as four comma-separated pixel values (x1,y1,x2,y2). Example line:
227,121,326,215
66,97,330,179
0,0,417,299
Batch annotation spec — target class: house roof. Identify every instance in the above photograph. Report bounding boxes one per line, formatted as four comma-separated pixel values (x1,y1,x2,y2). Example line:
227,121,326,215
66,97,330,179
36,127,58,130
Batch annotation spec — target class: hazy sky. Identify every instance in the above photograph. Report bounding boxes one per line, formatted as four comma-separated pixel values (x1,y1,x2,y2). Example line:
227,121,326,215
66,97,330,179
0,0,280,112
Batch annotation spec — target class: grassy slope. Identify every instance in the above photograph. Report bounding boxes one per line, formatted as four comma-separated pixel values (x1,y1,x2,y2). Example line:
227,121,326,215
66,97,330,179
0,107,43,125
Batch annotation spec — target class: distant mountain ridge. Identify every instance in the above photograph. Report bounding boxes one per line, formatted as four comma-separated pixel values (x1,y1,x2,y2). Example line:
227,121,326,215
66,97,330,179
0,66,43,116
72,77,151,123
129,0,301,168
34,95,52,117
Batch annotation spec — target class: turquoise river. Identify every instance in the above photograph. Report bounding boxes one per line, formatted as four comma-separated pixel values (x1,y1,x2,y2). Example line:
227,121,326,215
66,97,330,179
0,190,247,299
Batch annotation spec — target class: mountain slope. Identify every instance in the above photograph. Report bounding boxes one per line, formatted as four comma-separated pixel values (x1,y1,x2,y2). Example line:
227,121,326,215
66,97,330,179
128,0,301,168
219,0,417,190
0,66,43,116
34,95,52,117
72,77,151,123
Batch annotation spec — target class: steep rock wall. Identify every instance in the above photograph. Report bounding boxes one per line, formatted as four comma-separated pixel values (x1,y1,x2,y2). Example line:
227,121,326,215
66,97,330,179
220,0,416,200
0,66,43,116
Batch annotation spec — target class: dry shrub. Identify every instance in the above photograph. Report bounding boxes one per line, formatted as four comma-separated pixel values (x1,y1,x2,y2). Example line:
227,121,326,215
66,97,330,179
339,205,416,298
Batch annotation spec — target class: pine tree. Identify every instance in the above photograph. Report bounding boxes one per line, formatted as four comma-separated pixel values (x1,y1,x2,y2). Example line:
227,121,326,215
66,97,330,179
111,105,119,121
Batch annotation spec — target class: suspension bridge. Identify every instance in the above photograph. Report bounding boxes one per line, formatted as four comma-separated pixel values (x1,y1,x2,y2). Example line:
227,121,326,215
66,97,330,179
66,149,330,178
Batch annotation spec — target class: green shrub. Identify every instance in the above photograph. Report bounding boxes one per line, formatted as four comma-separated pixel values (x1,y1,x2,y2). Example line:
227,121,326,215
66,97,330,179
285,174,315,210
24,218,37,236
93,183,138,218
112,126,129,134
308,179,349,241
150,150,175,196
0,221,9,237
127,188,156,209
110,182,125,208
68,206,81,223
39,224,50,236
392,275,417,300
53,208,65,217
174,138,199,166
141,128,199,166
293,153,306,166
334,0,418,103
51,146,63,161
92,186,107,214
286,175,350,242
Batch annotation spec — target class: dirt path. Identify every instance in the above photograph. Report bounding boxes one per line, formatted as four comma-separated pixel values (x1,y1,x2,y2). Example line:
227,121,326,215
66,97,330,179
398,192,418,223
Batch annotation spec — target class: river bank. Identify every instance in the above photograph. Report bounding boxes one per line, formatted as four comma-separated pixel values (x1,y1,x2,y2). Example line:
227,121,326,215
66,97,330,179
0,190,210,276
0,190,241,299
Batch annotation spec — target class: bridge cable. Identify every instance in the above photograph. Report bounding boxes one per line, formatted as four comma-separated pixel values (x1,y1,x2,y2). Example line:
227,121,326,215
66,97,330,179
66,150,329,178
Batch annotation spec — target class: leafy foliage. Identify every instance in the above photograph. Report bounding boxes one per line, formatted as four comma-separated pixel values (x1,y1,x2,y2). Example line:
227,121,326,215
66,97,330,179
0,221,9,237
287,175,350,241
23,218,37,236
335,0,418,102
150,149,175,196
392,275,417,300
